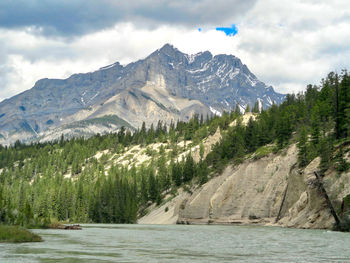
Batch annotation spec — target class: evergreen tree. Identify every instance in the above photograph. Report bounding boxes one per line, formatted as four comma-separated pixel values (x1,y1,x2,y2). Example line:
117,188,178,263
146,124,155,144
245,117,258,152
171,160,182,187
183,154,195,182
335,147,350,172
338,71,350,138
276,111,293,149
252,100,260,113
310,104,321,146
297,127,308,167
199,142,205,160
140,172,149,205
148,170,160,205
319,136,333,174
198,160,209,185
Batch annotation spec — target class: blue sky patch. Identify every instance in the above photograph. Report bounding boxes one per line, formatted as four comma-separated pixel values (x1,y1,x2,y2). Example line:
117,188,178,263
198,27,202,32
216,24,238,36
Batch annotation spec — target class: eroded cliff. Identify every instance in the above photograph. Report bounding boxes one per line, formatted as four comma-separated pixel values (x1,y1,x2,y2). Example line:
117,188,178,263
139,144,350,229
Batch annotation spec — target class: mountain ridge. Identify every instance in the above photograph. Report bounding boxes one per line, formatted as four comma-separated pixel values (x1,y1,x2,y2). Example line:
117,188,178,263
0,44,285,145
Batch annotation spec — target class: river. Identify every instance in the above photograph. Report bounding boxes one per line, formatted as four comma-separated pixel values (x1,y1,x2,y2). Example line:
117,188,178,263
0,224,349,262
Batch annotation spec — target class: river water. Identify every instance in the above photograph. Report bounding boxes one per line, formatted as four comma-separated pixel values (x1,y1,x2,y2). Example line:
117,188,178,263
0,224,349,262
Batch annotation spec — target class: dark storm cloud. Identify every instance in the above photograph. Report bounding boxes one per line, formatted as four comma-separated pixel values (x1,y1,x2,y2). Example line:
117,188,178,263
0,0,257,36
0,0,123,36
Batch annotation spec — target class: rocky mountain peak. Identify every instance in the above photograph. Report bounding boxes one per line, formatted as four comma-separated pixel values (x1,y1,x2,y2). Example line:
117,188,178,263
148,43,187,65
159,43,177,53
0,44,285,145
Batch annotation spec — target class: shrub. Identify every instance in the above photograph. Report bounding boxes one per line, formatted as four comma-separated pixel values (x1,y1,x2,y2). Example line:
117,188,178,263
0,225,42,243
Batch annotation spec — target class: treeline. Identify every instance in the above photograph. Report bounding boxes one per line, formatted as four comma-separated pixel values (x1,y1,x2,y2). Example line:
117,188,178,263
0,110,231,226
205,71,350,173
0,111,231,170
0,70,349,226
0,140,210,225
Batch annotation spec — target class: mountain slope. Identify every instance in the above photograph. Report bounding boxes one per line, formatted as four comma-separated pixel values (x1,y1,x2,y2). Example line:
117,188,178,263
0,44,284,144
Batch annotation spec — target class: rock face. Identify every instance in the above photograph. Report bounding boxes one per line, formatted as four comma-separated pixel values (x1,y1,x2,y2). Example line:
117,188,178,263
0,44,284,145
178,144,298,225
139,144,350,230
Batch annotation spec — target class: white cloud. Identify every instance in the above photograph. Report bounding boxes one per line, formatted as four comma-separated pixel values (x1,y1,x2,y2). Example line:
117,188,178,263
0,0,349,102
230,0,350,93
0,24,241,101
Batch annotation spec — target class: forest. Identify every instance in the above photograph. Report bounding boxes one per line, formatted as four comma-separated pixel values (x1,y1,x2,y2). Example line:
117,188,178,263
0,70,349,226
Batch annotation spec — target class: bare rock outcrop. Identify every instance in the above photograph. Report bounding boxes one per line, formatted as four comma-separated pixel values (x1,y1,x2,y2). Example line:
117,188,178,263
139,143,350,230
177,144,297,224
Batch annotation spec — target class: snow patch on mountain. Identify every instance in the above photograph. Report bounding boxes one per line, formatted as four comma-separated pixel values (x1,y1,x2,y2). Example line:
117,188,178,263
267,96,273,105
88,92,100,103
239,104,245,114
186,52,203,64
186,62,210,74
99,62,119,71
246,74,258,87
210,106,222,117
257,98,263,112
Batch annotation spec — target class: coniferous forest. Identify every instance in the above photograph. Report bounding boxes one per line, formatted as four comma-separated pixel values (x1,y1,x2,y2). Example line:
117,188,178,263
0,71,349,227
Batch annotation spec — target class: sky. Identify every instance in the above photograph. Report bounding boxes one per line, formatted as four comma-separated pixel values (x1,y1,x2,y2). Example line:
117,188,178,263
0,0,349,102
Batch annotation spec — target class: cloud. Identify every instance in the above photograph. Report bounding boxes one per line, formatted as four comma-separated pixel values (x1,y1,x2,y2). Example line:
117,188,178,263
0,0,256,37
216,25,238,36
230,0,350,93
0,24,242,101
0,0,350,102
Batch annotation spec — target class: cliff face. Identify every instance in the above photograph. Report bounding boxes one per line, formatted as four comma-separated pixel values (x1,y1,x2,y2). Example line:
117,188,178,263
139,144,350,229
177,144,298,225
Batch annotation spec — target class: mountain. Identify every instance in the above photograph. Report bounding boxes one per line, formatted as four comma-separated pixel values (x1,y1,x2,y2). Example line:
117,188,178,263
1,70,349,230
0,44,285,144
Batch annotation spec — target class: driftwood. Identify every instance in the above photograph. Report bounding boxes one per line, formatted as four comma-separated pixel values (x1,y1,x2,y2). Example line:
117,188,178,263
275,183,289,223
57,224,82,230
314,171,340,226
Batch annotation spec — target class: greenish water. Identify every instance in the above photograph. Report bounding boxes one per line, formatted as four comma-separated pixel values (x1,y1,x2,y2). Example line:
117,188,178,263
0,224,349,262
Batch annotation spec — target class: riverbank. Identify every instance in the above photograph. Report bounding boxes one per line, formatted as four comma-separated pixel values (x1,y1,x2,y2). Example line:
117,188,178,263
0,225,42,243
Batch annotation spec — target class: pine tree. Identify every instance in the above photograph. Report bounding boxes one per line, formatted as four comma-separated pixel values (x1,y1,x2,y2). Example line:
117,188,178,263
157,146,168,192
0,186,5,223
310,104,320,146
148,170,160,204
297,127,308,167
276,111,293,149
319,136,333,174
335,74,341,139
335,146,349,173
245,117,258,152
198,160,209,185
252,100,260,113
183,154,195,183
146,124,155,144
338,71,350,138
199,142,205,160
171,160,182,187
23,200,34,226
140,172,149,205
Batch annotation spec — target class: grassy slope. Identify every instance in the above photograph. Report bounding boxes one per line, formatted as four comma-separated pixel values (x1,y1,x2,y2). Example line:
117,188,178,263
0,225,42,243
